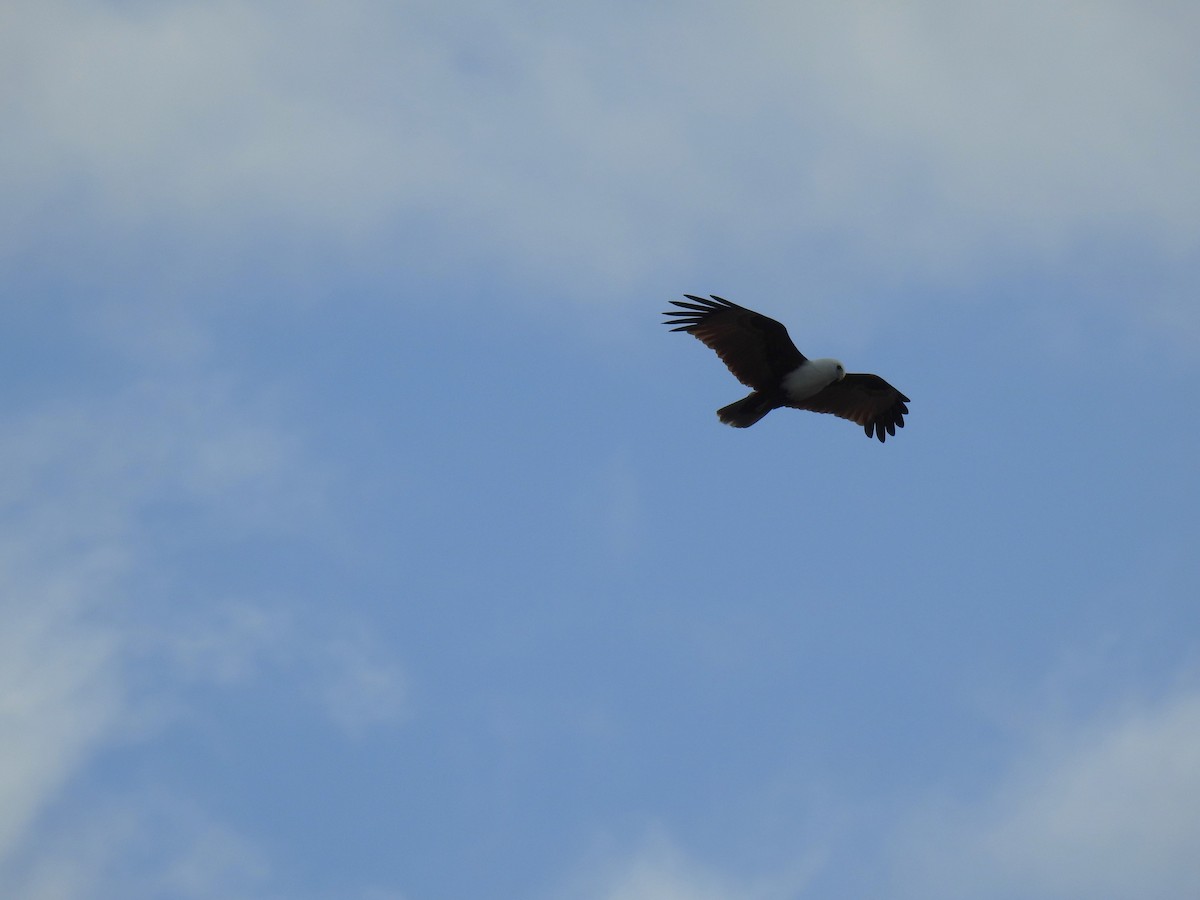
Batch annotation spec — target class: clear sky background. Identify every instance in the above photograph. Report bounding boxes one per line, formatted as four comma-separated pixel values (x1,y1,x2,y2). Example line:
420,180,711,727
3,2,1199,898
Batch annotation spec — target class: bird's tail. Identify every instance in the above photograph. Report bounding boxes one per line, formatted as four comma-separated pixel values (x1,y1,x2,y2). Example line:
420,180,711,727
716,392,775,428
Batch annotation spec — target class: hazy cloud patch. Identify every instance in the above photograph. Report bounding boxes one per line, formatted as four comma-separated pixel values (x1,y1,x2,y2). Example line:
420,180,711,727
5,1,1196,309
0,792,270,900
558,831,824,900
0,370,365,894
892,685,1200,899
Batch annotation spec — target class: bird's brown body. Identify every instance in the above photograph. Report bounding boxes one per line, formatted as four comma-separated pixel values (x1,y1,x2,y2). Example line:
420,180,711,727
663,295,910,442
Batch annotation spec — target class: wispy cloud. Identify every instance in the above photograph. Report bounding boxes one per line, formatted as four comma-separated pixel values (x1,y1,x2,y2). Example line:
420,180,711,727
0,555,125,867
314,630,409,736
2,795,270,900
159,600,409,736
892,684,1200,899
558,831,824,900
0,369,397,895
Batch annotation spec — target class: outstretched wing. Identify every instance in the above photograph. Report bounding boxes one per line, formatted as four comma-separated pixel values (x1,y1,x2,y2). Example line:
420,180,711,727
662,295,806,391
788,373,910,442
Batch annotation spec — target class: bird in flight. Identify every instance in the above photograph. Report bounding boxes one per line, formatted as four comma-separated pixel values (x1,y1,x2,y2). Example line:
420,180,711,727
663,295,910,442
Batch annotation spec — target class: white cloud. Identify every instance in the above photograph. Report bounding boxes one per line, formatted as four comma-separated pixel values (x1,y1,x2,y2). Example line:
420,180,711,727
0,793,271,900
769,5,1200,243
0,372,382,896
154,600,409,737
3,1,1196,305
892,686,1200,899
551,683,1200,900
159,602,293,688
558,832,824,900
314,631,409,736
0,557,125,866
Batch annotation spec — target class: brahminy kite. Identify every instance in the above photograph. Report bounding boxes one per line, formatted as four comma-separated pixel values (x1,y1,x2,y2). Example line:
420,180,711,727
663,294,910,442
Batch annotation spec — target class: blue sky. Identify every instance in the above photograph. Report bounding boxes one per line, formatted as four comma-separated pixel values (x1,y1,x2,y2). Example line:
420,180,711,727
3,2,1199,898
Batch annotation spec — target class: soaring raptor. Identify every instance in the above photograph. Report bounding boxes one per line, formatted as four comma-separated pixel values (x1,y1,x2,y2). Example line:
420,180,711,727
663,294,910,442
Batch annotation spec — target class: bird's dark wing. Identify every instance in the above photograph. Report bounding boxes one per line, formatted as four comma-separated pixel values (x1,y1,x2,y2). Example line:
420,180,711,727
662,295,806,391
788,373,910,442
